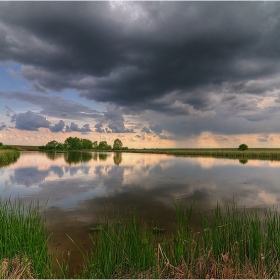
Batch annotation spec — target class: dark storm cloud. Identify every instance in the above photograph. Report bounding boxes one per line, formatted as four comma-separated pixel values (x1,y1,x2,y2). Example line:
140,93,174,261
94,105,134,133
149,124,163,135
153,110,280,139
0,91,101,120
0,122,6,131
94,122,105,133
50,120,65,133
5,106,13,117
7,109,92,134
141,126,151,134
67,122,92,134
0,3,278,104
104,105,134,133
1,2,280,137
14,111,50,131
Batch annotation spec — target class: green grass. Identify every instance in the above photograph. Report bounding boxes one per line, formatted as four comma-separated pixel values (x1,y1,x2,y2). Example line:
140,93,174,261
0,199,53,278
74,209,158,279
54,147,280,160
11,145,280,160
124,148,280,160
66,201,280,279
3,145,39,151
0,149,20,166
3,198,280,278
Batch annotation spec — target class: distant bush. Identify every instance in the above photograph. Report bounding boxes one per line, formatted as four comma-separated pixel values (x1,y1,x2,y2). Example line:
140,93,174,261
238,143,248,151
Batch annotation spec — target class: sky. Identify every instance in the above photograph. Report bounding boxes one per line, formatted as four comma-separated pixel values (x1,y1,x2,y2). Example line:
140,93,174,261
1,1,280,148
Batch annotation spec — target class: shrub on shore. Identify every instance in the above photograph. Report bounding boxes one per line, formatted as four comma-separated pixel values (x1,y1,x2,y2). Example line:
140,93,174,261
238,143,248,151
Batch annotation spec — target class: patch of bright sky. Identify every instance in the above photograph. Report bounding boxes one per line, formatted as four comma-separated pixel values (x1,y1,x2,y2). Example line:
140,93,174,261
0,63,34,115
0,63,27,91
257,96,277,109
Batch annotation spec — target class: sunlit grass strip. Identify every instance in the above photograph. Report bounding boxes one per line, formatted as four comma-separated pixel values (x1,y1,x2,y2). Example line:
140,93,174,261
123,148,280,160
0,150,20,166
70,201,280,279
0,199,53,279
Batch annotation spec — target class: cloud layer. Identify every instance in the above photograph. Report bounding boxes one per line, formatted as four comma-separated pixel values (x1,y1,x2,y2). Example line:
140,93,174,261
1,2,280,144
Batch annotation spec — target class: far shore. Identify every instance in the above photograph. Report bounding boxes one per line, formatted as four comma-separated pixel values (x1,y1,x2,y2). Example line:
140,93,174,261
9,145,280,160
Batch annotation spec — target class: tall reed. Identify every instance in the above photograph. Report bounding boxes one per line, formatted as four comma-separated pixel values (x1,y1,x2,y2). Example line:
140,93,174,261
68,201,280,279
0,150,20,166
0,198,53,279
4,197,280,278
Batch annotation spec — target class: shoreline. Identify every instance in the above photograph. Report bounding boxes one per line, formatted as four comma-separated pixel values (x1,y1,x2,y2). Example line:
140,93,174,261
12,146,280,160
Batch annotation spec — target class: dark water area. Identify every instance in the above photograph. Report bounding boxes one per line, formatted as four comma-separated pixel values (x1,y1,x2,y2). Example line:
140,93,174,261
1,151,280,274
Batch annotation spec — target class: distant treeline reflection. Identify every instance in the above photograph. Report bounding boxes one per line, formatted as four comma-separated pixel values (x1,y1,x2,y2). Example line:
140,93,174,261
45,151,122,165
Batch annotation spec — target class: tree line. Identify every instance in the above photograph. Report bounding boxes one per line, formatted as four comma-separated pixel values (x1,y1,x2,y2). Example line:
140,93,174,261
39,137,127,151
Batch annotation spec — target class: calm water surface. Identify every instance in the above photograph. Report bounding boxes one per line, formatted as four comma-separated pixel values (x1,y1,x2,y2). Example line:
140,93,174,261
1,151,280,272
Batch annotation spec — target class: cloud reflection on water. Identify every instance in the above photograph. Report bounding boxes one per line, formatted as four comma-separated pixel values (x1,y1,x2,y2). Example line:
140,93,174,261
0,151,280,213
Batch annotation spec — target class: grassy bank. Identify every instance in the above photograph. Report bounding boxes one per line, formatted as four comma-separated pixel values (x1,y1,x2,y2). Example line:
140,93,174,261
10,145,40,151
20,145,280,160
0,149,20,166
3,199,280,278
120,148,280,160
0,199,53,279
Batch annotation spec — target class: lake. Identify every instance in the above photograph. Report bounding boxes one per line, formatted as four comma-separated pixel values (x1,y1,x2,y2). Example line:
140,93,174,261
1,151,280,273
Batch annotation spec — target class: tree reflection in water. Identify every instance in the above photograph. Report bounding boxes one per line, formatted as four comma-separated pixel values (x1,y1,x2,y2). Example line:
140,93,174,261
64,152,93,164
239,158,248,165
44,151,117,165
45,151,64,161
113,152,122,166
98,153,108,161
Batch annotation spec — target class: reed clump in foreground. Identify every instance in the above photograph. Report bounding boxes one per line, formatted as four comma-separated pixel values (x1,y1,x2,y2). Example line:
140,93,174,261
0,199,53,279
70,202,280,279
0,149,20,166
4,199,280,279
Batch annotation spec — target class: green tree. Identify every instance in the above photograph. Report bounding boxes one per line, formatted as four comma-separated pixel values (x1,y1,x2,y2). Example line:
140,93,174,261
113,138,123,150
238,143,248,151
81,139,93,149
64,137,82,150
92,141,98,149
45,140,60,150
0,142,2,146
97,141,112,150
56,143,65,150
